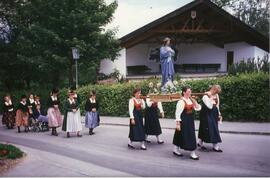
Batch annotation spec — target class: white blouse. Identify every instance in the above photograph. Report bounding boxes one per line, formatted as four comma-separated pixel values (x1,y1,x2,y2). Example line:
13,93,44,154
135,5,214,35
4,100,12,106
29,98,34,104
68,98,75,104
175,97,201,122
90,98,96,103
146,98,164,113
20,101,27,105
35,101,40,105
51,96,57,101
129,97,146,119
202,94,221,115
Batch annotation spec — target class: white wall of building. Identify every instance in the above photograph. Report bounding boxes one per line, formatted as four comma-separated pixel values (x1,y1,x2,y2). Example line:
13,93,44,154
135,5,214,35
99,48,127,77
100,41,269,77
126,43,160,73
175,43,226,72
126,42,227,72
224,42,269,63
224,42,255,63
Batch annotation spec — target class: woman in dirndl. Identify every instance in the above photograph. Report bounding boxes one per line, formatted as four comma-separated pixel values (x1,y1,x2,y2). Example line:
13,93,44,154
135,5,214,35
173,86,201,160
62,90,82,138
16,95,29,133
144,97,164,144
198,85,223,152
128,88,147,150
47,88,62,136
2,94,16,129
85,90,100,135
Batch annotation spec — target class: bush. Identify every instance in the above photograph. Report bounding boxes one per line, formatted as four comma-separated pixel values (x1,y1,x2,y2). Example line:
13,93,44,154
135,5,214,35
0,144,24,159
58,72,269,122
1,73,269,122
228,55,269,75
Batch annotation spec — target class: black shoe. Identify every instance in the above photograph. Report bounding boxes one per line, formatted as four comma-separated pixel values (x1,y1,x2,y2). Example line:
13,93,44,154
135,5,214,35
77,134,82,137
67,132,70,138
89,131,95,135
190,156,199,160
140,146,147,150
157,140,164,144
213,148,223,152
128,144,135,149
18,127,21,133
197,143,207,150
145,140,151,143
173,151,183,157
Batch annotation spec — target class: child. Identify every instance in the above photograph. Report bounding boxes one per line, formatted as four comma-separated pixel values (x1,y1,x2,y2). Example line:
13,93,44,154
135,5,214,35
16,95,29,133
47,88,62,136
2,95,16,129
85,90,100,135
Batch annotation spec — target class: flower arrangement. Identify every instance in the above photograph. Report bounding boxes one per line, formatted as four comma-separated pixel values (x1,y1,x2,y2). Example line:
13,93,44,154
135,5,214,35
148,79,186,95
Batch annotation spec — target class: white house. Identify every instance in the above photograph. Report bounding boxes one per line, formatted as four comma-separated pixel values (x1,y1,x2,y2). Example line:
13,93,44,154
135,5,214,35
100,0,269,78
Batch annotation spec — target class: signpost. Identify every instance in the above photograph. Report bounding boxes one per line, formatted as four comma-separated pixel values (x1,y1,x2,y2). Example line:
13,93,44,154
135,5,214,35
72,47,79,88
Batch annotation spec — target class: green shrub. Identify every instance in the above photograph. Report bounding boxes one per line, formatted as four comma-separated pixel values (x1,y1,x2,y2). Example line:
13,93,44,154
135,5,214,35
1,73,269,122
228,55,269,75
0,144,24,159
58,72,269,122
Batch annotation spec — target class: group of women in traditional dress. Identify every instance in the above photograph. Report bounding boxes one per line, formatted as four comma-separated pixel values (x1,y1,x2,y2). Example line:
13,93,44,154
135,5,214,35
1,88,100,138
2,84,223,160
128,84,223,160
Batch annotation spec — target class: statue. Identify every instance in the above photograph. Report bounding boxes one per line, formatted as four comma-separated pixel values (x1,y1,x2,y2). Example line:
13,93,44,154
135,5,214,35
160,37,176,93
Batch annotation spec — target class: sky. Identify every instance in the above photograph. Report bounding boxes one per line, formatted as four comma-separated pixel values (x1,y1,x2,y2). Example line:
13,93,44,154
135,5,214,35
105,0,193,38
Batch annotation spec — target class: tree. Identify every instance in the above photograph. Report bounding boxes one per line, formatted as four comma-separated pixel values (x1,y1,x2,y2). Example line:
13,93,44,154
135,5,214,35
0,0,120,90
211,0,269,37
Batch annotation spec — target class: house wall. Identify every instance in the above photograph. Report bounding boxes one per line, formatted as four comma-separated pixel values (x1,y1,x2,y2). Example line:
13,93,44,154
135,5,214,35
99,48,127,77
126,42,227,72
99,41,269,77
224,42,269,62
175,43,226,72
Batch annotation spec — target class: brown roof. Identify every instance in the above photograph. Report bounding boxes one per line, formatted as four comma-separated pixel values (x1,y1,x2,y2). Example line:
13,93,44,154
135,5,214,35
120,0,269,52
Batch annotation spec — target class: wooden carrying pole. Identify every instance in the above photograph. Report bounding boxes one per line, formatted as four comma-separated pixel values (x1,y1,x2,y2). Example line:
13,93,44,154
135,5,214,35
140,92,206,102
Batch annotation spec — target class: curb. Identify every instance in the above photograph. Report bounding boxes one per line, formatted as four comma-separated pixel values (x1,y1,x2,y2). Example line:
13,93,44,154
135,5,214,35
100,123,270,136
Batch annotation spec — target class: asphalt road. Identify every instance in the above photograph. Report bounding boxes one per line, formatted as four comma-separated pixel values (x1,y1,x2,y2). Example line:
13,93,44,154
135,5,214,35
0,124,269,177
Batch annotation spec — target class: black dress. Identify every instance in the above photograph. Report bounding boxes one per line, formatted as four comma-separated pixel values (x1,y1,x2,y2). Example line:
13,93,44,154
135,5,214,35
144,101,162,135
173,100,197,151
2,101,16,128
27,99,35,118
198,97,222,144
84,99,100,128
129,98,145,142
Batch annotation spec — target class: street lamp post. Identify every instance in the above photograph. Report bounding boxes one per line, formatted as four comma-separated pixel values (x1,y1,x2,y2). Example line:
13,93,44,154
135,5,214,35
71,47,80,88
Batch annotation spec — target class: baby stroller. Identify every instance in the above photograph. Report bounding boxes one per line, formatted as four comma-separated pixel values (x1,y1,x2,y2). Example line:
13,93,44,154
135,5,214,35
28,117,49,132
28,117,42,132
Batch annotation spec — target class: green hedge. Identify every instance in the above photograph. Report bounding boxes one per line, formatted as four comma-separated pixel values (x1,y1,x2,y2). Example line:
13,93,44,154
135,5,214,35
58,72,269,122
1,72,269,122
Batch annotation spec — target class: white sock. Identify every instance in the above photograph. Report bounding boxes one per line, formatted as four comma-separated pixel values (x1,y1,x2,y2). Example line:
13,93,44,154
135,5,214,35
156,135,162,142
213,143,219,150
173,146,181,154
190,151,198,158
141,141,146,148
